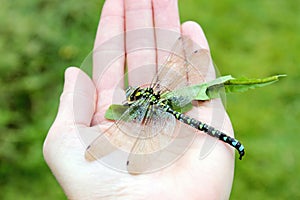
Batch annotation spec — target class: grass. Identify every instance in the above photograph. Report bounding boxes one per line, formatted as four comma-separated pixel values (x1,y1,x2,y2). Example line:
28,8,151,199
0,0,299,199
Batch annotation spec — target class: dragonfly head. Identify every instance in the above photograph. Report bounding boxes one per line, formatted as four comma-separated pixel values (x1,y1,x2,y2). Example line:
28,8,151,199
126,86,156,105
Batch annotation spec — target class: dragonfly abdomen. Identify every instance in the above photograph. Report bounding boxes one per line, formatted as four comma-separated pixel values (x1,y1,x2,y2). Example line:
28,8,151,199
159,102,245,160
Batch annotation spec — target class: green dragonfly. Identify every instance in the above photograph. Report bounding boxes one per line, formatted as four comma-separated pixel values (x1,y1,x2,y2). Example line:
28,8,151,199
86,36,244,174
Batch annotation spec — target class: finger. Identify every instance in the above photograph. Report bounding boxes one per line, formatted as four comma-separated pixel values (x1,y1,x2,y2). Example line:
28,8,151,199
152,0,181,67
181,21,210,50
92,0,125,124
94,0,125,49
125,0,156,86
180,23,234,160
93,0,125,86
55,67,96,127
181,21,216,81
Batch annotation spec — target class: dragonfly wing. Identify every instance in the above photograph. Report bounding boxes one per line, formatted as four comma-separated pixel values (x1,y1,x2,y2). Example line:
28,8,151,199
85,99,150,162
151,36,211,101
126,106,175,174
126,106,196,174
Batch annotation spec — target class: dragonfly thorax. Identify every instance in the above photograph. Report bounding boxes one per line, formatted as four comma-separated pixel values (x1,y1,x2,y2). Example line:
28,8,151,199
126,86,161,105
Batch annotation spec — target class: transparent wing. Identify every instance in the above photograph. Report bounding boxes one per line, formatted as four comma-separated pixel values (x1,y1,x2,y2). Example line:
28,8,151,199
85,99,191,173
85,99,151,162
126,106,178,174
151,36,211,105
123,104,201,175
126,105,199,174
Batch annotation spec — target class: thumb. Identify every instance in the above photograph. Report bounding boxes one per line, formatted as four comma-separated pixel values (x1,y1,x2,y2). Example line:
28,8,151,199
54,67,97,127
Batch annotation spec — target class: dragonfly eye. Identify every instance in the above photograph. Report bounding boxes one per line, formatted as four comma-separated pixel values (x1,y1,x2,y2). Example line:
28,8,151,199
126,87,143,102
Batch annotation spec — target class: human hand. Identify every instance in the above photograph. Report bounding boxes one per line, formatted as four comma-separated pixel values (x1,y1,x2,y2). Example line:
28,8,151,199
43,0,235,199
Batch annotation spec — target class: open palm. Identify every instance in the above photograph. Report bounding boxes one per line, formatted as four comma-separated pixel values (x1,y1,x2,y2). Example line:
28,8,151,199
43,0,235,199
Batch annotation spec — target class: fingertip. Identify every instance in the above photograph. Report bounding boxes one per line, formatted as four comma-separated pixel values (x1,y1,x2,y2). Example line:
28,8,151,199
181,22,216,81
63,67,94,93
181,21,210,51
65,66,80,74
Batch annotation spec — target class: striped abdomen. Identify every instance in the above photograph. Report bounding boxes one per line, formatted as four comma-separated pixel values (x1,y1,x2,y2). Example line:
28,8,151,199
160,103,245,160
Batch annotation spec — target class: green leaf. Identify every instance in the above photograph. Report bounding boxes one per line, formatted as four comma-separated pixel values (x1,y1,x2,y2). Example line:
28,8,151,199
162,75,234,101
207,74,286,98
104,104,128,120
164,74,286,101
224,74,286,93
193,75,234,100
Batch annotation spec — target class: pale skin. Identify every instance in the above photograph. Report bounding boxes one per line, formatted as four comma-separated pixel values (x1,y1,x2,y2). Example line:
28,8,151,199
43,0,236,199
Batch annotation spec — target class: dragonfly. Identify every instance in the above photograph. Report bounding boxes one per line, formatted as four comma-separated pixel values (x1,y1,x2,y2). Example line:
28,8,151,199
86,36,245,174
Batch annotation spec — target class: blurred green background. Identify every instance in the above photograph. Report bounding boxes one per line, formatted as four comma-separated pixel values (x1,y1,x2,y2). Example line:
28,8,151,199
0,0,298,199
